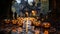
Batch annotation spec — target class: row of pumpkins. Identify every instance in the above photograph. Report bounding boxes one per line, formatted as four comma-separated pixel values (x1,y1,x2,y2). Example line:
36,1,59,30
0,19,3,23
4,17,51,28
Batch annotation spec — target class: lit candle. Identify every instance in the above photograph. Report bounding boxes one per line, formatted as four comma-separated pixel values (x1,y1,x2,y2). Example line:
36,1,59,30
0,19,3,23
26,18,28,34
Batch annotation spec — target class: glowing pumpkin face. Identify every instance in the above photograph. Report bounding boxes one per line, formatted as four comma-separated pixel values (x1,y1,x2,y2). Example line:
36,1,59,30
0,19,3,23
42,22,51,28
5,19,10,24
12,19,17,24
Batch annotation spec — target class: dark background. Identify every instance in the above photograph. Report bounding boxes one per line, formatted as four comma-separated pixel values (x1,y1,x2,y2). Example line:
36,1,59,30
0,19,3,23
0,0,60,32
0,0,60,19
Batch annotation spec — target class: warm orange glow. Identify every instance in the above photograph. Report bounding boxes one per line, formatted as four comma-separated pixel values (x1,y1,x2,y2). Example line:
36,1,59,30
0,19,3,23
32,10,35,13
42,22,51,28
17,21,22,26
12,19,17,24
16,17,23,26
4,17,41,26
5,19,10,24
44,30,49,34
25,12,28,16
29,17,36,22
32,10,36,16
